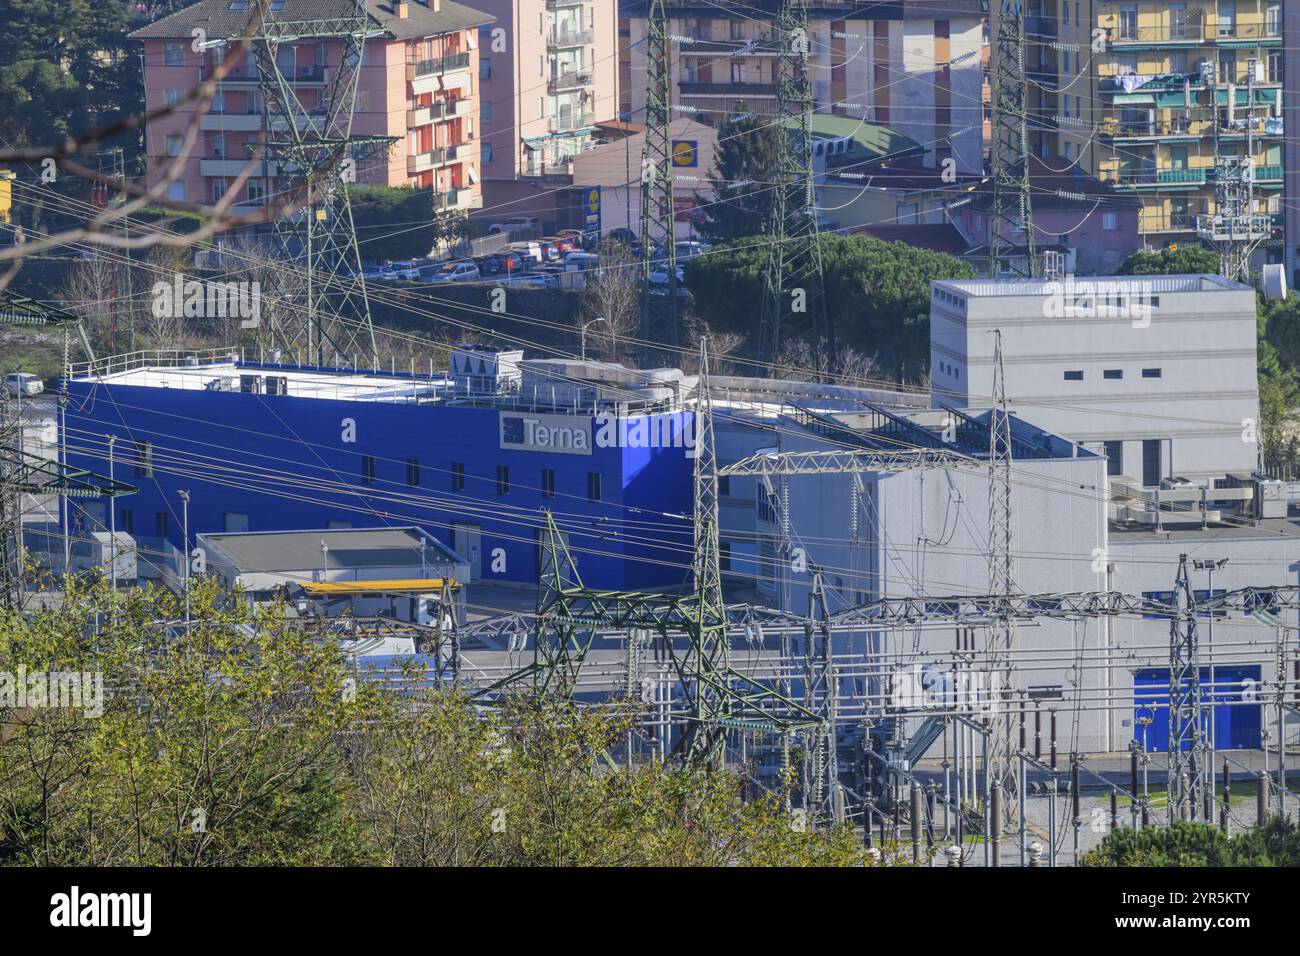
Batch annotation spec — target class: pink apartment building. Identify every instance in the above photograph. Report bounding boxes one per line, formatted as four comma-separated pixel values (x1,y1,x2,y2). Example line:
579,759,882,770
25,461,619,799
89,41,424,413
132,0,494,218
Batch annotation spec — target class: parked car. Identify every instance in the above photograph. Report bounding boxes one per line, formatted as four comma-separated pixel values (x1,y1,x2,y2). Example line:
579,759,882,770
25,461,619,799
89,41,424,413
508,241,544,266
493,251,529,275
648,264,685,286
387,260,420,281
487,216,541,239
563,251,599,272
363,265,397,282
674,240,712,261
473,255,503,277
426,261,482,284
545,235,578,255
607,227,637,247
1,372,43,399
538,240,563,263
494,272,548,288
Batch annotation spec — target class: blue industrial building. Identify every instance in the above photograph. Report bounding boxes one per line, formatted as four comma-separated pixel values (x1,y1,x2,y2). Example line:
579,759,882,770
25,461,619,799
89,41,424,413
63,348,701,591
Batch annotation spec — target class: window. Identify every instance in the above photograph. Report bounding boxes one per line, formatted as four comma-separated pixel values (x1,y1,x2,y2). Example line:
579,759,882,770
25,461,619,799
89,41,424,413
247,181,265,204
480,57,491,80
586,472,601,501
482,142,493,164
718,475,731,497
167,181,186,202
212,179,227,202
1142,367,1162,378
164,43,185,66
155,512,169,539
1142,439,1161,487
356,89,370,112
165,134,183,157
134,441,153,477
223,512,249,532
481,99,492,122
361,454,376,485
165,89,184,108
1102,212,1118,230
451,461,465,491
120,509,134,535
720,541,732,572
541,468,556,499
1103,369,1123,379
327,520,352,530
1103,440,1124,477
1064,370,1084,381
406,458,420,487
496,465,510,495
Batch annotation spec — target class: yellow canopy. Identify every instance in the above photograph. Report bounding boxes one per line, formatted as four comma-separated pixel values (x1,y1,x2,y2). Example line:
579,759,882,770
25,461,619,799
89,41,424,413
300,578,460,596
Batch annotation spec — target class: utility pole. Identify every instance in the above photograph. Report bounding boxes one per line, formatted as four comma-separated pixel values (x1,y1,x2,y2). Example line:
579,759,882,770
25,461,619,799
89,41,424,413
638,0,678,366
759,0,829,361
1199,56,1267,281
988,0,1037,277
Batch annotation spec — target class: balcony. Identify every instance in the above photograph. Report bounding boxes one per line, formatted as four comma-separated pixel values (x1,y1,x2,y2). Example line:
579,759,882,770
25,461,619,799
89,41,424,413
1254,164,1283,183
408,52,471,80
548,112,594,133
1106,20,1280,47
548,71,593,94
407,98,472,126
1103,119,1200,140
432,188,474,211
1109,167,1207,188
679,81,778,97
407,142,472,175
199,111,264,132
548,28,593,48
1142,212,1199,232
545,0,584,7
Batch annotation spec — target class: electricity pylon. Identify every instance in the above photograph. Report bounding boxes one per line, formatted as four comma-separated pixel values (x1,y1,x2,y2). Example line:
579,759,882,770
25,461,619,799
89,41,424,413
759,0,829,361
638,0,679,366
1199,58,1268,282
988,0,1037,277
236,0,394,365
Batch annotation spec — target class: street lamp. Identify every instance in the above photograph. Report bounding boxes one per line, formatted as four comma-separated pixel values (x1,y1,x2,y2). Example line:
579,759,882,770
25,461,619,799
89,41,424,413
580,316,606,361
178,490,191,624
319,540,329,583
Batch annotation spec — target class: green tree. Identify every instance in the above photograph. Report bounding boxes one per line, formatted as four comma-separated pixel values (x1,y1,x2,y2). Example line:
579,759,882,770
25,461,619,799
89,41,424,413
696,106,783,242
1116,245,1221,276
1084,816,1300,866
685,234,974,379
350,186,470,262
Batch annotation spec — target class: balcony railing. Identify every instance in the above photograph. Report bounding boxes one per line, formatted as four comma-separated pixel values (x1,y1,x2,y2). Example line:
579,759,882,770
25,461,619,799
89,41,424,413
1143,212,1199,232
548,112,594,133
407,142,473,174
1254,164,1283,182
548,71,593,93
407,98,472,126
548,28,593,47
1109,167,1207,186
1107,20,1280,44
679,81,778,96
410,52,471,79
432,188,473,211
1104,120,1199,138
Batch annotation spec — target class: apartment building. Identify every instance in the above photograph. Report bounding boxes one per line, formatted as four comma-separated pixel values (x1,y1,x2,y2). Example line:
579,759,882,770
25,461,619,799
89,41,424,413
132,0,492,216
1028,0,1283,257
471,0,620,212
620,0,988,175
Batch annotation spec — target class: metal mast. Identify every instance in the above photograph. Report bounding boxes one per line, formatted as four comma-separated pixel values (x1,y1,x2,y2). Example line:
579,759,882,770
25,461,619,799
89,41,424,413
988,0,1037,277
759,0,829,361
638,0,678,365
1167,553,1205,822
241,0,393,365
987,330,1019,824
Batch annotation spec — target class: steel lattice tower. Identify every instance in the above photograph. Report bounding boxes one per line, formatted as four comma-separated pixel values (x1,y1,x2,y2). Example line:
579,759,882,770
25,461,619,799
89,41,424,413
759,0,829,362
638,0,679,365
1167,554,1205,822
1199,60,1268,282
987,331,1019,824
239,0,394,365
987,0,1037,278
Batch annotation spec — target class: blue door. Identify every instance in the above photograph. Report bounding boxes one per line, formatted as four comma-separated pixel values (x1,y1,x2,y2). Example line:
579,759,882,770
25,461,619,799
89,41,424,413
1133,666,1262,751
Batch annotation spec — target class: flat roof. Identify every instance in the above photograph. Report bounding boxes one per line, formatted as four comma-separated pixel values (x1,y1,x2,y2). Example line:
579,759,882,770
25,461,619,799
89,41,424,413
934,274,1252,298
1110,517,1300,543
201,526,461,572
77,362,445,402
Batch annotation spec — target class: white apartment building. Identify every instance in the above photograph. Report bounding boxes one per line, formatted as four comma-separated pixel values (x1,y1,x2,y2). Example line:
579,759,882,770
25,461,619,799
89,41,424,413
930,275,1261,484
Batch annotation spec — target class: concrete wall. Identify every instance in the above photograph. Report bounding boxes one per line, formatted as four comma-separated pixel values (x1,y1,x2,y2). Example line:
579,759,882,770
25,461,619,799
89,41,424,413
931,277,1260,481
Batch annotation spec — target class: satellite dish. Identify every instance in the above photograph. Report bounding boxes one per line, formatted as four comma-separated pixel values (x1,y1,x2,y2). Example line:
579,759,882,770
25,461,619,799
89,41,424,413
1263,263,1288,301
